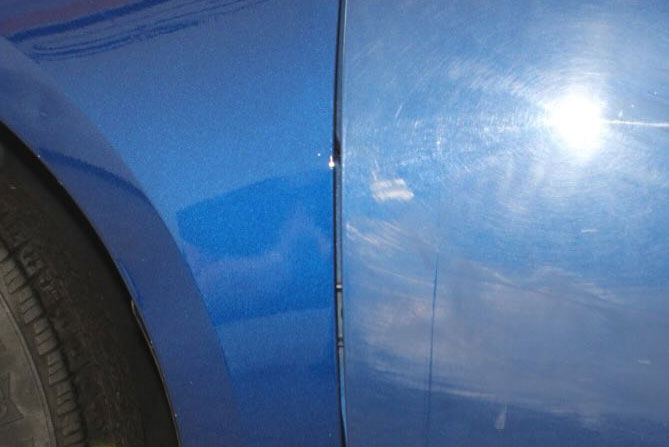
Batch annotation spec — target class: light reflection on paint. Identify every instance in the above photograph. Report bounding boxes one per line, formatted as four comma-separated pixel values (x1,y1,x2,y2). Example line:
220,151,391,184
546,92,605,158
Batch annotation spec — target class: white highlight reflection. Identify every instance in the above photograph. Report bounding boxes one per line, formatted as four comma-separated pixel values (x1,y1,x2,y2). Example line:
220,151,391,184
547,93,604,157
371,178,414,202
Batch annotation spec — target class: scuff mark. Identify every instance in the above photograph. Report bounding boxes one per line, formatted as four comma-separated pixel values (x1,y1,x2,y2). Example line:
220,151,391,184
495,405,508,430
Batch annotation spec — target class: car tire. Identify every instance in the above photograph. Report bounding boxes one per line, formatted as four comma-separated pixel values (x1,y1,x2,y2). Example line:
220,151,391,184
0,131,172,446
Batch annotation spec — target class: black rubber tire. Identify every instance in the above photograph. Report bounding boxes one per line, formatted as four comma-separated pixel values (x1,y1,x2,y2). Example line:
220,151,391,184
0,129,176,446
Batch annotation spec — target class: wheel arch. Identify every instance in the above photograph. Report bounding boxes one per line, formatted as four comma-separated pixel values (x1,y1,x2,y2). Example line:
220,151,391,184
0,36,243,445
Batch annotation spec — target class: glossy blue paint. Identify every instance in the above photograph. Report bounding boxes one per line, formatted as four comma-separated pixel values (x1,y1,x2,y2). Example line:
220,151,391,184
341,1,669,446
0,1,341,445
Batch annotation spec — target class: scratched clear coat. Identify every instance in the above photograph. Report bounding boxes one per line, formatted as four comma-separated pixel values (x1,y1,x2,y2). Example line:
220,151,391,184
341,1,669,446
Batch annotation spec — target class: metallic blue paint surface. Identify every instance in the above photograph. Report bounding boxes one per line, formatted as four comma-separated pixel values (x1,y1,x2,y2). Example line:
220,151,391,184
341,1,669,446
0,1,341,445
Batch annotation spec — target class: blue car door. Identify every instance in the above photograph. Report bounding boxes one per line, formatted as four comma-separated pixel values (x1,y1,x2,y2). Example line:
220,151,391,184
341,1,669,446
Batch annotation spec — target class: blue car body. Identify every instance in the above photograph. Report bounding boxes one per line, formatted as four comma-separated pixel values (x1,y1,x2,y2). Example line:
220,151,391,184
1,1,669,446
0,1,340,445
341,2,669,446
